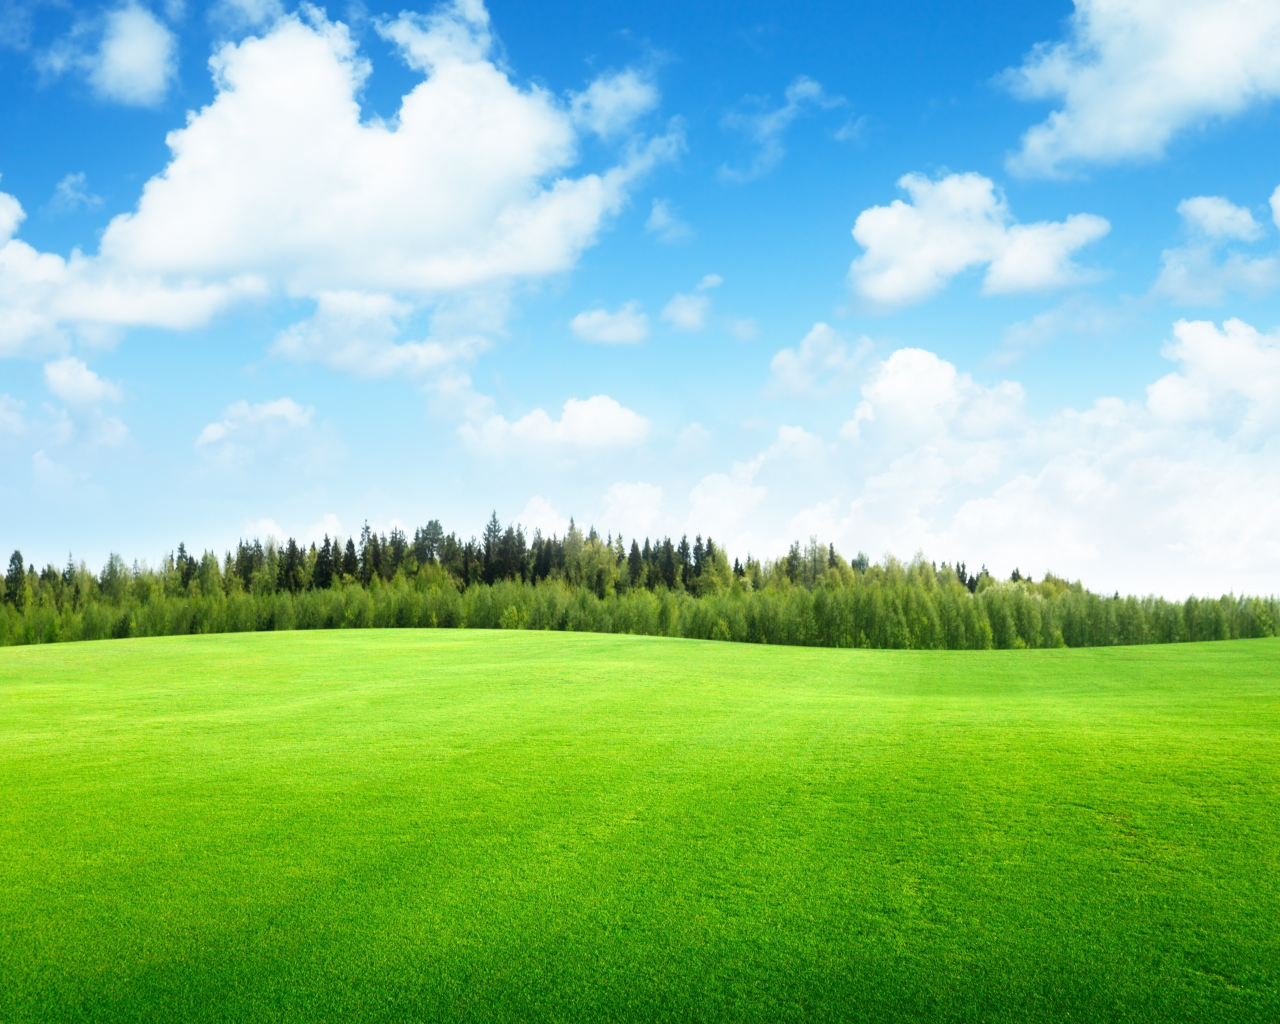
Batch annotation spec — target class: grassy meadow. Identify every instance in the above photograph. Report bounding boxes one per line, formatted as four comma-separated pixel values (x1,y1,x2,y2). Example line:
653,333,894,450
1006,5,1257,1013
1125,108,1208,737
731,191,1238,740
2,631,1278,1022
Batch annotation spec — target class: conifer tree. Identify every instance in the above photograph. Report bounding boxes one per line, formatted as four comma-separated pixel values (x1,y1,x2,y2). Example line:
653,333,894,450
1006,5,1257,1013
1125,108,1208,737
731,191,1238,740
5,550,23,607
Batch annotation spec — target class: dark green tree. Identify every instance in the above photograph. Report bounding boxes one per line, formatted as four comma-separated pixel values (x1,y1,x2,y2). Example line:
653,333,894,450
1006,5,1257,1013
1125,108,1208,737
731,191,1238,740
5,550,24,607
314,537,334,590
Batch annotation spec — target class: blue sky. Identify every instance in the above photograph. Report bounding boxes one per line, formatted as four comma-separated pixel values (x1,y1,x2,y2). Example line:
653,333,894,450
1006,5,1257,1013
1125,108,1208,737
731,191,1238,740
3,0,1280,596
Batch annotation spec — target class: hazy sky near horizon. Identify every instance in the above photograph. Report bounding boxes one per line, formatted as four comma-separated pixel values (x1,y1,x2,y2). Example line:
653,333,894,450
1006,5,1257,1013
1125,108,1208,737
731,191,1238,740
3,0,1280,595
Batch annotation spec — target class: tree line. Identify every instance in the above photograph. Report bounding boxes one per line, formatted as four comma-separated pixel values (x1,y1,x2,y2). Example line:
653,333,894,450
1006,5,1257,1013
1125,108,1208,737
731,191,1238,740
2,515,1276,650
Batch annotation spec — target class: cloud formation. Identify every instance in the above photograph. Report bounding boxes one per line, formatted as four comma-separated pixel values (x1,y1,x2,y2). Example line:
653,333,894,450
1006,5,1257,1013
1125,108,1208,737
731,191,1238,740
702,318,1280,595
41,3,178,107
850,172,1110,306
461,395,650,452
570,301,649,344
1155,191,1280,304
720,75,842,182
44,356,122,405
645,199,692,243
1,3,676,366
768,322,870,397
1004,0,1280,176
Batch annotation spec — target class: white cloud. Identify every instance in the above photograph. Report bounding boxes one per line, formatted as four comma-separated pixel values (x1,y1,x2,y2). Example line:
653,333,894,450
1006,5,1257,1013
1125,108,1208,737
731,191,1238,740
1155,247,1280,304
661,292,709,331
570,68,658,138
1146,318,1280,439
43,356,122,404
1177,196,1262,240
196,397,314,449
850,347,1026,442
92,3,176,105
518,495,569,537
601,482,663,539
50,172,102,213
697,319,1280,594
645,198,692,243
994,297,1121,366
720,75,842,182
243,517,285,542
42,4,178,107
0,394,24,435
461,394,650,452
768,322,871,397
271,291,488,377
1004,0,1280,177
3,4,678,363
849,172,1109,306
0,184,21,241
570,301,649,344
687,470,767,548
1155,193,1279,304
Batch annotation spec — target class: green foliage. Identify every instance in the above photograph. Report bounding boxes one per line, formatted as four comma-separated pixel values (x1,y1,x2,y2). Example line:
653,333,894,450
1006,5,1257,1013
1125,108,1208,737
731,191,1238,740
4,529,1276,651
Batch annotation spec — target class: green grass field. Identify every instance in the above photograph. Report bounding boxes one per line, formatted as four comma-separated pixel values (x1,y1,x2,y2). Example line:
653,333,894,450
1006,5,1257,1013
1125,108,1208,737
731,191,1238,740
2,631,1277,1022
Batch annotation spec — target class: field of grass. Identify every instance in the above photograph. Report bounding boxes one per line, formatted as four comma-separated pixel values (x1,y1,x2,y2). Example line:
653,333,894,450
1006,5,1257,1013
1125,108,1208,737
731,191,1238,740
2,631,1278,1022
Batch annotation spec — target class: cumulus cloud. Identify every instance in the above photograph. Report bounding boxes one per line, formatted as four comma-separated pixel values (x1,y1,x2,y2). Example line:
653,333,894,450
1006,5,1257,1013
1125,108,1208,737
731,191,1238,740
1177,196,1262,240
601,481,664,539
844,347,1025,442
849,172,1110,306
570,301,649,344
1146,318,1280,439
518,495,569,537
570,68,659,138
660,278,719,332
698,318,1280,594
768,322,871,397
271,291,487,377
645,198,692,243
720,75,843,182
42,3,178,107
2,3,678,365
461,394,650,452
1004,0,1280,177
43,356,122,405
1155,192,1280,304
661,292,708,331
196,397,314,449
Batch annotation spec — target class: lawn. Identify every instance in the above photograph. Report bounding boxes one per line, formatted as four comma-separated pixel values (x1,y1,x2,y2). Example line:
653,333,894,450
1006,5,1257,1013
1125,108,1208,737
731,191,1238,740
1,631,1277,1022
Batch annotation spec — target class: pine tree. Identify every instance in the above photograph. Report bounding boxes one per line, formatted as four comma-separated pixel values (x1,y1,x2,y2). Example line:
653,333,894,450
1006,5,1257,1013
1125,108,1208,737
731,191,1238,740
315,537,334,590
5,550,25,607
628,540,643,586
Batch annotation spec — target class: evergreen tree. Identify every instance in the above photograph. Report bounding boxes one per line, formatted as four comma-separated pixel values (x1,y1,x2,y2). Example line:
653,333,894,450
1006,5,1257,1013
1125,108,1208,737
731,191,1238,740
342,538,358,579
5,550,24,607
677,535,692,587
314,537,334,590
482,512,502,584
628,540,643,586
388,528,407,573
282,538,303,594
